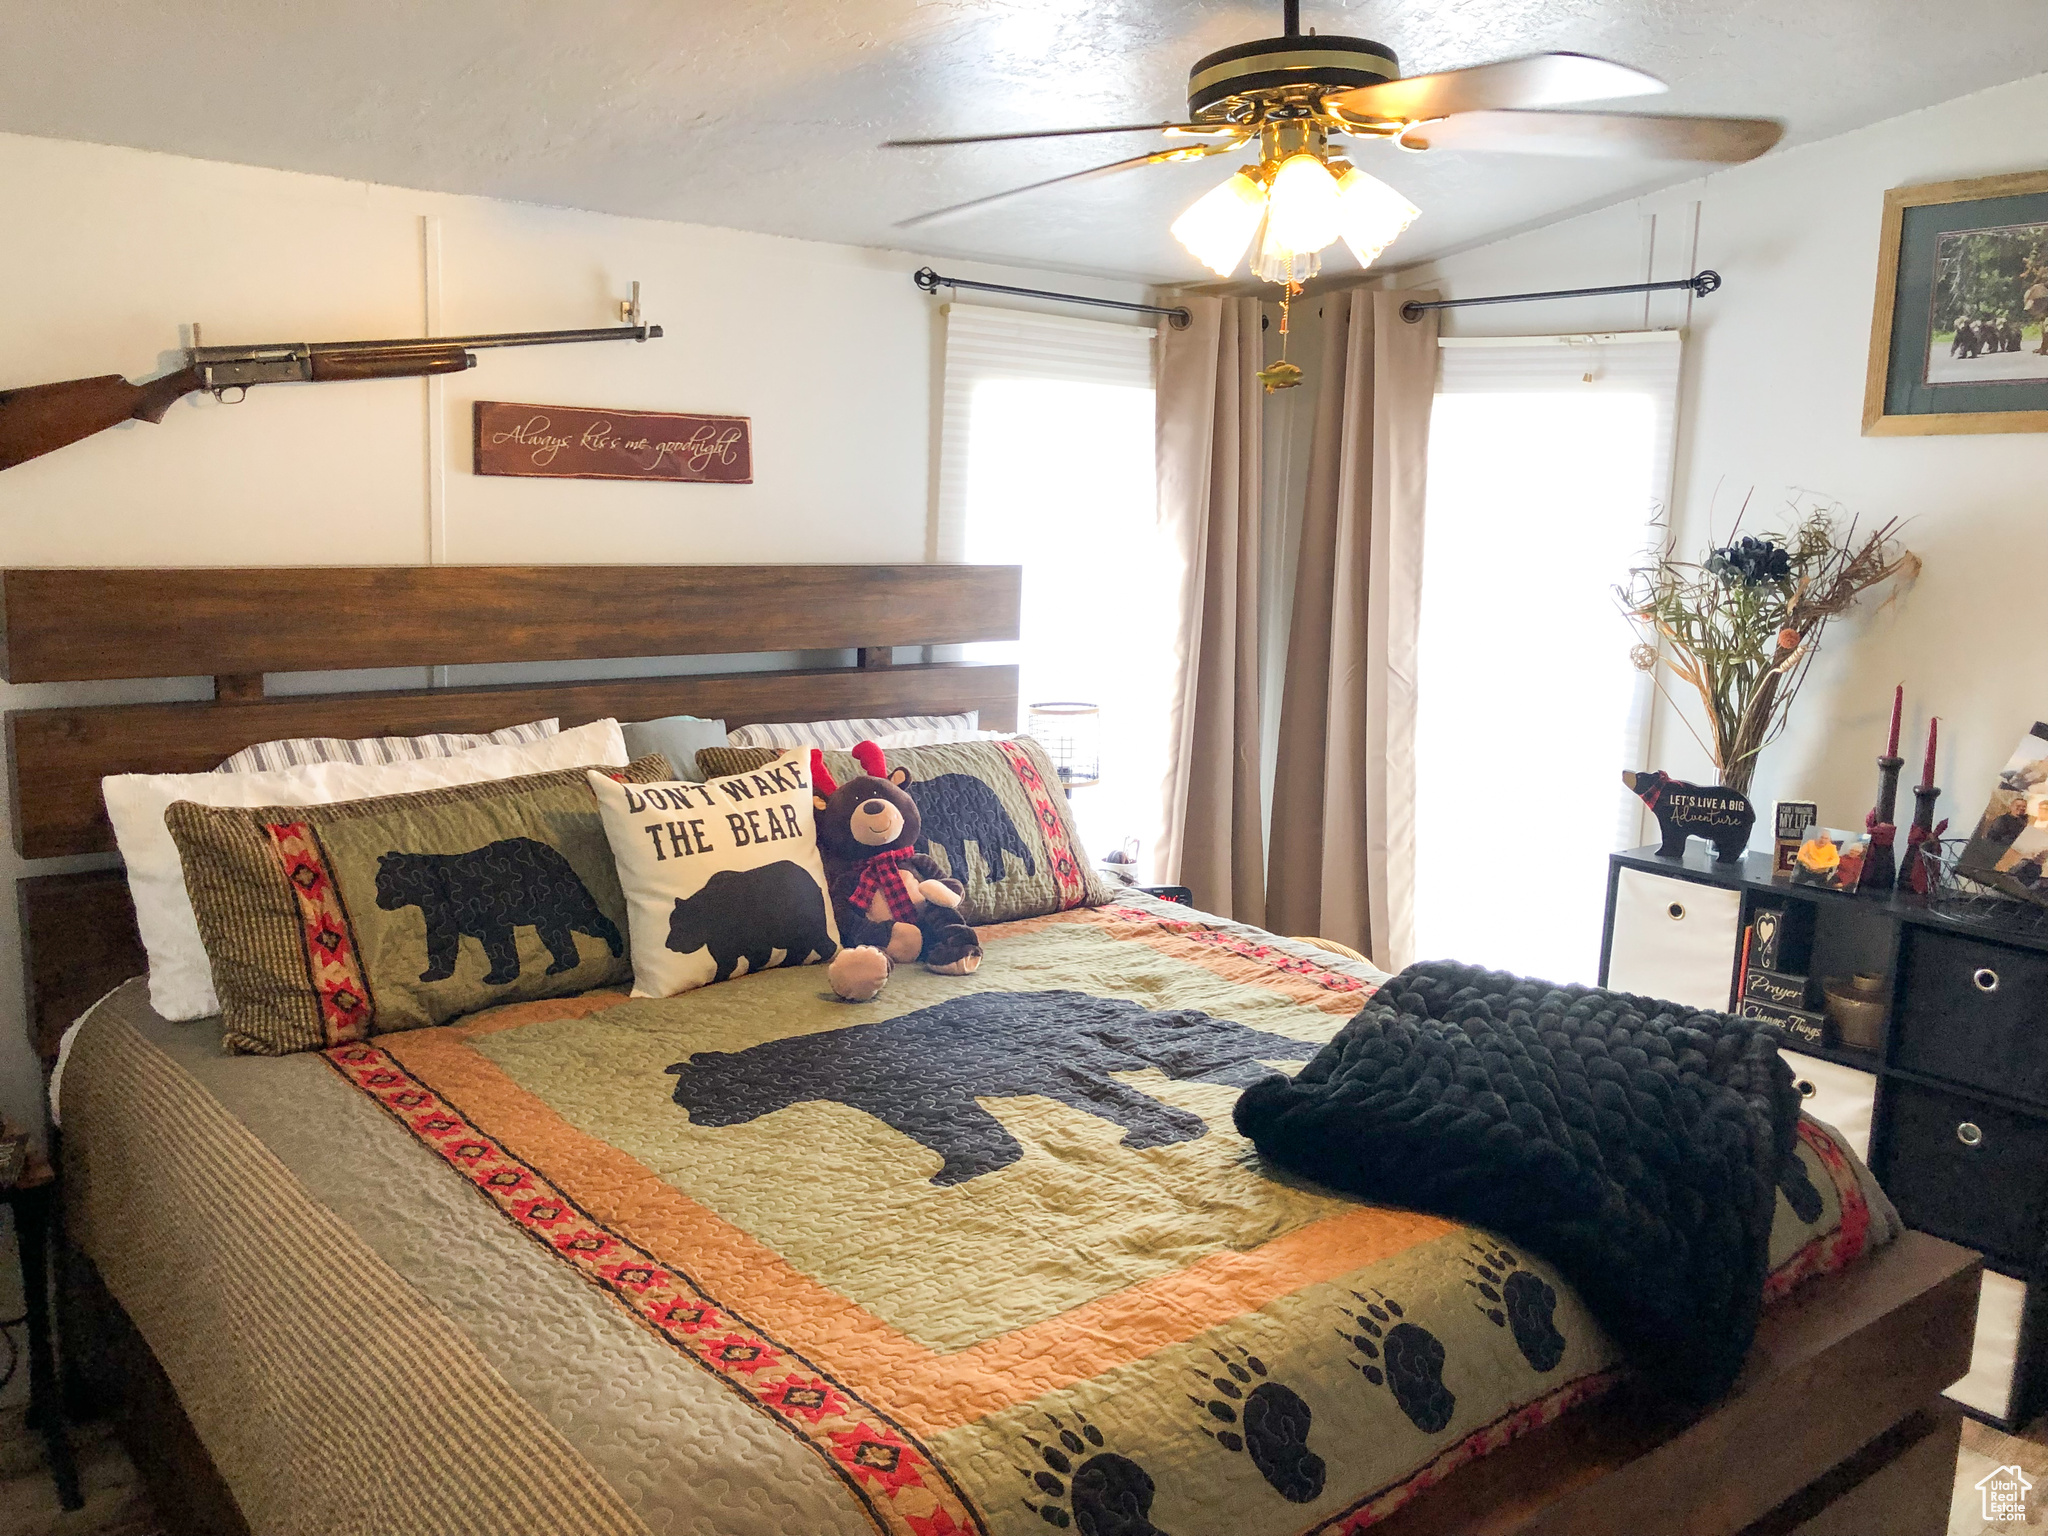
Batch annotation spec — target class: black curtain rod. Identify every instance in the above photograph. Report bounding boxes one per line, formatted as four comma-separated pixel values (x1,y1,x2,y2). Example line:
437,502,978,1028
914,267,1193,329
1401,270,1721,323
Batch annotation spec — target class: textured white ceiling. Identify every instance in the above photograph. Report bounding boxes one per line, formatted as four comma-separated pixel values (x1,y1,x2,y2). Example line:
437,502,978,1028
3,0,2046,282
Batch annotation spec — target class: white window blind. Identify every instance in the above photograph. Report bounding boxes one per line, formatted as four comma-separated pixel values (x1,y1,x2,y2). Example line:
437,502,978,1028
935,303,1169,868
1414,330,1682,982
935,304,1158,561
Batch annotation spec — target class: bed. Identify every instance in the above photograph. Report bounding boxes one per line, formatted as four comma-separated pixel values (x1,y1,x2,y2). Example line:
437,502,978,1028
5,565,1980,1536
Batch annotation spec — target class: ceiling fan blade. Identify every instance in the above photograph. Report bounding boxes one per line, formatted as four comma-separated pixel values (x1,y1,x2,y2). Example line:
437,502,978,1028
1402,109,1784,163
894,140,1244,228
884,123,1234,147
1326,52,1663,122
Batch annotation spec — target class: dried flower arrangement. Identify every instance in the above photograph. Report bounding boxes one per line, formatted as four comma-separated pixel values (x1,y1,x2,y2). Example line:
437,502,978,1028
1618,501,1920,797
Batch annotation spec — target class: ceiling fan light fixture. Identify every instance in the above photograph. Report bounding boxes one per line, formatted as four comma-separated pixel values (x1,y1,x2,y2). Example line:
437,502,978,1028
1333,164,1420,269
1170,169,1269,277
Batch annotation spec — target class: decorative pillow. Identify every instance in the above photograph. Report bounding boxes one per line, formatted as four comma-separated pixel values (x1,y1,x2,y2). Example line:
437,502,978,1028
695,738,1109,922
164,754,668,1055
728,712,978,749
107,719,633,1023
587,750,839,998
213,718,559,773
620,714,730,780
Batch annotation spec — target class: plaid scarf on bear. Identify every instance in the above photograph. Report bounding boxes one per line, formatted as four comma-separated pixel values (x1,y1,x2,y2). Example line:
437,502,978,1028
849,846,921,922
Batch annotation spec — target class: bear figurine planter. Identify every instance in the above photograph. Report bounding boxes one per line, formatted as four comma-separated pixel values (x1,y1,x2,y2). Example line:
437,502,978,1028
1622,770,1757,864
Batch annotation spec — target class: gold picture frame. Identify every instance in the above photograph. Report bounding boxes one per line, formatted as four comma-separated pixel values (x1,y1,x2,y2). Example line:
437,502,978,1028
1863,169,2048,436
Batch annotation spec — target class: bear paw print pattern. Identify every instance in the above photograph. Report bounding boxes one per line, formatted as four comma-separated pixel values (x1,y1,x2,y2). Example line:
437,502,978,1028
1463,1244,1567,1373
1186,1344,1325,1504
1778,1152,1826,1225
1018,1411,1171,1535
1336,1289,1456,1434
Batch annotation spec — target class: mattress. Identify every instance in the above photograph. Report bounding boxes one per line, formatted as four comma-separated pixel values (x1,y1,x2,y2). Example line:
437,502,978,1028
60,893,1897,1536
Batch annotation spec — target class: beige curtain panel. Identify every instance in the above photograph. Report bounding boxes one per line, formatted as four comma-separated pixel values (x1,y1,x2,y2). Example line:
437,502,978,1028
1155,295,1266,925
1266,287,1439,969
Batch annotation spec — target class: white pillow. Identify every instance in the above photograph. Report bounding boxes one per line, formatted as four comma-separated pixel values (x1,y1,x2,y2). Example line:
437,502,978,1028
106,718,630,1021
728,712,978,749
587,751,838,998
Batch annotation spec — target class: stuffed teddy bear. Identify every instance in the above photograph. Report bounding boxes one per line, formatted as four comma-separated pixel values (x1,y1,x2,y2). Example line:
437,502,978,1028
812,742,982,1001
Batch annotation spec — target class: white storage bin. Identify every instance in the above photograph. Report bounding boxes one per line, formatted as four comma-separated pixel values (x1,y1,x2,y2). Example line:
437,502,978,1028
1605,867,1742,1012
1781,1049,1878,1163
1947,1269,2027,1422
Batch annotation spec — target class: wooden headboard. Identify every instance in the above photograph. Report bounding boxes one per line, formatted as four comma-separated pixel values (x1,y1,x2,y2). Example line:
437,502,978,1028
5,563,1021,1061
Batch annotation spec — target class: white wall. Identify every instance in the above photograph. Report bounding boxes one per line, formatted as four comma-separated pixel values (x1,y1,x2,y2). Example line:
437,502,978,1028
0,130,1150,1139
1392,72,2048,860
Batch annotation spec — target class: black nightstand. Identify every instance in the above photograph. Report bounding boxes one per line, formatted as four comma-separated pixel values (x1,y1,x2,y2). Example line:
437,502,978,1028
1601,843,2048,1430
5,1152,81,1511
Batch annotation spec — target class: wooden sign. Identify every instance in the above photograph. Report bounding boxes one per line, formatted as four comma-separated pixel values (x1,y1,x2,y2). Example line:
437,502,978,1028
474,400,751,483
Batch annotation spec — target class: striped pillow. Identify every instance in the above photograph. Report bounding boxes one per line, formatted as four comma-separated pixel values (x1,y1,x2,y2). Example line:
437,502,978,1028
727,712,978,750
212,719,559,774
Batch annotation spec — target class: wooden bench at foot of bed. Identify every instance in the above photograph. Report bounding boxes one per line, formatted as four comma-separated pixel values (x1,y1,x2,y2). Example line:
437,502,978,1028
1378,1227,1979,1536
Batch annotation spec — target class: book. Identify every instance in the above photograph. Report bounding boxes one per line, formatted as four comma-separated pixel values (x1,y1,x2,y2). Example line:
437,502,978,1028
1774,801,1818,875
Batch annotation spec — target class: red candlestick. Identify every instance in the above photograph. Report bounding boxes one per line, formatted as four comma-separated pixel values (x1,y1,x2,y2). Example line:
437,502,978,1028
1886,684,1902,758
1921,717,1938,789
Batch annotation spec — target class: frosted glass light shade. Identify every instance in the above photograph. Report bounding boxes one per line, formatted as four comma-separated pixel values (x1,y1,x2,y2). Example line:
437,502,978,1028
1170,171,1267,277
1251,152,1343,286
1252,227,1321,286
1263,154,1342,256
1334,166,1421,270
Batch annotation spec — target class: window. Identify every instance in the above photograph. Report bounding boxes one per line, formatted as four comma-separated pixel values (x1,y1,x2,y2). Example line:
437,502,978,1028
1412,333,1681,982
937,305,1175,865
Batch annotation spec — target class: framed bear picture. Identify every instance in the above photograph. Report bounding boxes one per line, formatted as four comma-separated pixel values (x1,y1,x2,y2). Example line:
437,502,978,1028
1863,169,2048,436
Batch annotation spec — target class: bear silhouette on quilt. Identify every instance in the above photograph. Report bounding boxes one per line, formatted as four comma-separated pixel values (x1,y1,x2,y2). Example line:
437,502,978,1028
665,990,1315,1185
376,838,623,986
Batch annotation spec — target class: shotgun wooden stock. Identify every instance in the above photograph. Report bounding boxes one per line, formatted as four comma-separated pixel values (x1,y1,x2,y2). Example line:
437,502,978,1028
0,366,203,471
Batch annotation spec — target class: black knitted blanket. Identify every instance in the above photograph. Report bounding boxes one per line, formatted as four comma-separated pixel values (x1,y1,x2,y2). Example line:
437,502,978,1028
1233,960,1800,1402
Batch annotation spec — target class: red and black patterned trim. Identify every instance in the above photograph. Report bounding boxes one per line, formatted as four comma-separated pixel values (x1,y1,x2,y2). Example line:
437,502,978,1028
1101,905,1372,996
264,820,373,1045
324,1043,985,1536
995,742,1089,908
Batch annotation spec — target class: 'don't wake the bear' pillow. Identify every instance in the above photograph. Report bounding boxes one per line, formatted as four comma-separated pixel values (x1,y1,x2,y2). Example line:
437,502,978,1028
587,750,841,998
695,736,1110,923
166,755,672,1054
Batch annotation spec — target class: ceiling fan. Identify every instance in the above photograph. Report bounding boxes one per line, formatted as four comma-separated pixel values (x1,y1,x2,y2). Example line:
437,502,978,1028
884,0,1783,287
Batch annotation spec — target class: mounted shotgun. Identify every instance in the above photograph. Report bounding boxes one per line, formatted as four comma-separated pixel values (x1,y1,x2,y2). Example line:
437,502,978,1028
0,320,663,471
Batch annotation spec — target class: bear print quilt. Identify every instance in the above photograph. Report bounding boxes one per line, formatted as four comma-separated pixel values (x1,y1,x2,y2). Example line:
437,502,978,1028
61,894,1895,1536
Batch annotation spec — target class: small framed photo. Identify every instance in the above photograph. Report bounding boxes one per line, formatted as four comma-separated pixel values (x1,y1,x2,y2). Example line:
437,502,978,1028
1863,169,2048,437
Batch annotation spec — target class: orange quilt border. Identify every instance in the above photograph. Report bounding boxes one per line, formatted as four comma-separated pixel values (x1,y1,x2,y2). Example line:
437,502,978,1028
322,1042,986,1536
